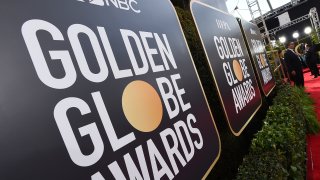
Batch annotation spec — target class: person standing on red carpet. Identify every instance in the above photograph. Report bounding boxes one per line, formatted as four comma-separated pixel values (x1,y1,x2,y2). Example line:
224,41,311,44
305,44,320,78
284,42,304,87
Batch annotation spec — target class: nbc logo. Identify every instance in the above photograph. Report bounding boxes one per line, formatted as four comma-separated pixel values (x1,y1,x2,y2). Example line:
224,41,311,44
77,0,141,13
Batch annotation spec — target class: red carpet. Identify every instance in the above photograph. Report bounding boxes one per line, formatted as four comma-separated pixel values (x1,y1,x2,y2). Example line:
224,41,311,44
305,67,320,180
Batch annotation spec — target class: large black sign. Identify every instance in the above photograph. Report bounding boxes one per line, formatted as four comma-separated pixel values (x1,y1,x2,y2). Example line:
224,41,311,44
0,0,220,179
190,0,262,135
239,19,276,96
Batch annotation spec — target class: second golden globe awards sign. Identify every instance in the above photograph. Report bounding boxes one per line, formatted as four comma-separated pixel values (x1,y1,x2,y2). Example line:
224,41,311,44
190,0,262,135
239,19,276,96
0,0,220,179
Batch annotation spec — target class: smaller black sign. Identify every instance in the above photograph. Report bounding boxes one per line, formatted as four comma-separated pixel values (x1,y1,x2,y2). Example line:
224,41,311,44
190,0,262,135
239,19,276,96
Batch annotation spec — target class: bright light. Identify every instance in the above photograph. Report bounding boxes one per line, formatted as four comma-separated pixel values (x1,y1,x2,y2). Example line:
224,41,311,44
304,27,312,34
271,40,277,47
279,36,286,43
292,32,299,39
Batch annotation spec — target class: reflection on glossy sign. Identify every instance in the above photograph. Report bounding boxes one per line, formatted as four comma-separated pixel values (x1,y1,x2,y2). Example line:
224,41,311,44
239,19,276,96
190,0,262,136
0,0,220,179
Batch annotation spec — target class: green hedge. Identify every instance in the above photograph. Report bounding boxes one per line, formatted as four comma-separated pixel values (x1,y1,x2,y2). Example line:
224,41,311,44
291,87,320,134
237,83,319,179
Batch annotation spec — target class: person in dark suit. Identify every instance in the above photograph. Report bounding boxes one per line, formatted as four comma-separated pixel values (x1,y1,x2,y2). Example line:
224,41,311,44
305,44,320,78
284,42,304,87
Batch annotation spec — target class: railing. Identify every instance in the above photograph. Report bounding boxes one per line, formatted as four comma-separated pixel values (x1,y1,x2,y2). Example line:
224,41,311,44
273,64,281,73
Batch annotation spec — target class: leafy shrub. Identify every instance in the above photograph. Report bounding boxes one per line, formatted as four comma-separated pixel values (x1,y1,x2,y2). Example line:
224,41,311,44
291,87,320,134
237,150,288,180
175,7,203,58
236,83,316,179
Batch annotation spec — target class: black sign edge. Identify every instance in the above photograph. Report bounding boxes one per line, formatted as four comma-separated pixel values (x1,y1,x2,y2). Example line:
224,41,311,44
189,0,262,137
237,18,276,97
167,0,221,179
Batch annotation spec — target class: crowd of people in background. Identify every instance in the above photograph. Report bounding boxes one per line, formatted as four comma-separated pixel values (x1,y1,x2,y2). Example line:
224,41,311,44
278,41,320,87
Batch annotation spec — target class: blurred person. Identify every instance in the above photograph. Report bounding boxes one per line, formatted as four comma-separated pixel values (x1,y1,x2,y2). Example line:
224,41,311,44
295,43,307,68
284,42,304,87
278,49,289,80
304,44,314,76
305,44,320,78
